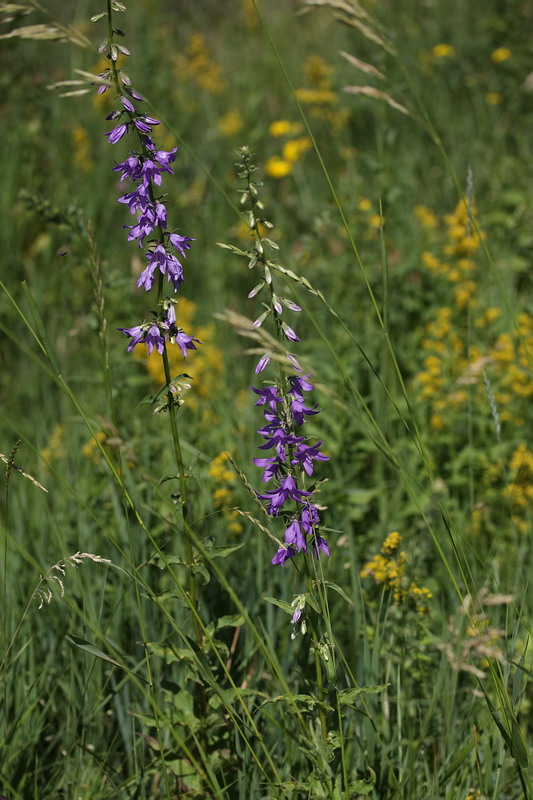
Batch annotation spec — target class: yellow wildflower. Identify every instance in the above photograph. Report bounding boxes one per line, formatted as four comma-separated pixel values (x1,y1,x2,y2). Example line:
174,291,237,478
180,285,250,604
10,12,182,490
268,119,303,138
491,47,511,64
295,87,337,106
432,43,455,59
41,423,66,466
81,431,107,465
304,54,332,89
71,124,93,172
486,92,503,106
414,204,438,229
265,156,293,178
282,137,312,163
382,531,401,554
358,197,372,212
217,108,244,137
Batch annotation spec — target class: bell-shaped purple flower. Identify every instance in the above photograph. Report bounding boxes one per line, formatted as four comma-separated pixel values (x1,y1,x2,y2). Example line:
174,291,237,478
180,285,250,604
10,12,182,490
257,474,312,516
284,518,307,552
118,324,145,351
271,546,296,566
291,441,329,476
174,330,200,358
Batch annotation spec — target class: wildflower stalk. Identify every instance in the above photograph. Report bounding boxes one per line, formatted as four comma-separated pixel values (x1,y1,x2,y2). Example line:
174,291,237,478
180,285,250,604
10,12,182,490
223,148,333,745
94,3,202,638
90,3,205,781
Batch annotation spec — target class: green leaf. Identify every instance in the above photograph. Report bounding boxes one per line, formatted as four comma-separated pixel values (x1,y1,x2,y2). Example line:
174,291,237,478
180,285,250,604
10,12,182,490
204,542,245,559
65,633,123,669
263,596,294,615
216,614,245,630
351,768,376,795
338,684,388,706
324,581,353,606
511,719,530,768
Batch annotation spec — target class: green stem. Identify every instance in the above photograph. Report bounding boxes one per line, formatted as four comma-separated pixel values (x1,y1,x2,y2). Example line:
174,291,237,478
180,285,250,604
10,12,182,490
161,347,201,642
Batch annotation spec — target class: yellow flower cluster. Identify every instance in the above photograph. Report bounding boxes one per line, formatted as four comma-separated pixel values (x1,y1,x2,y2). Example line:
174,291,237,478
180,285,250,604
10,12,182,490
491,47,511,64
175,34,225,94
208,452,243,534
360,532,432,612
432,43,455,59
217,108,244,138
134,298,224,424
41,423,66,467
71,124,93,173
416,306,533,431
356,197,384,240
242,0,260,29
414,204,438,229
502,444,533,533
295,55,350,133
81,431,108,465
416,196,485,316
265,122,312,179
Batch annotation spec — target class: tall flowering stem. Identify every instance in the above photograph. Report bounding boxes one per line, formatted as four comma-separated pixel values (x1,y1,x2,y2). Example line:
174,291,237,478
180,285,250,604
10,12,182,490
230,149,331,637
239,149,330,568
228,147,333,736
93,1,200,630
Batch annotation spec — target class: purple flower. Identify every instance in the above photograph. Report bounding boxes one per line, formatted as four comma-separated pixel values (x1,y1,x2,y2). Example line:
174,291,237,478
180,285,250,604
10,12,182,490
137,244,184,292
300,504,320,533
252,456,282,482
155,148,178,170
105,123,128,144
313,536,330,558
251,384,283,411
145,324,166,355
282,323,300,343
289,374,314,394
121,96,135,113
284,518,307,552
257,425,304,461
291,441,329,476
169,232,194,257
257,474,312,516
114,154,142,181
255,354,270,374
174,330,200,358
271,546,296,566
118,324,145,351
290,395,319,427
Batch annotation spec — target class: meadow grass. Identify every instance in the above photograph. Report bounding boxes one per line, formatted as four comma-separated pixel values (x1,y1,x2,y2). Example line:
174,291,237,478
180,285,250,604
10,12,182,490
1,0,533,798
